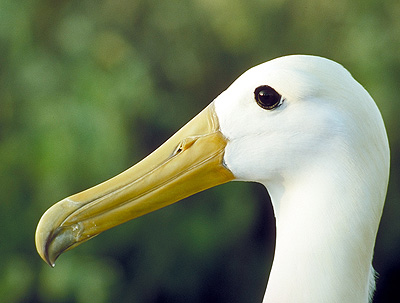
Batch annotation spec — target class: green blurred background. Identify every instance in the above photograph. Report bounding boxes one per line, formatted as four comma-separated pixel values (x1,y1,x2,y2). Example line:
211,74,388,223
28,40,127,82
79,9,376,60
1,0,399,302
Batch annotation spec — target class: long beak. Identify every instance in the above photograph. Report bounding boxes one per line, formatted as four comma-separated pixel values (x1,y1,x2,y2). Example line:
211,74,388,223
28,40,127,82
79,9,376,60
35,103,235,267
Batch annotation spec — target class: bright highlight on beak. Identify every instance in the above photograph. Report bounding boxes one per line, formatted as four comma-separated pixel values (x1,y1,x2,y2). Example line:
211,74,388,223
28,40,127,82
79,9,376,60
35,103,235,267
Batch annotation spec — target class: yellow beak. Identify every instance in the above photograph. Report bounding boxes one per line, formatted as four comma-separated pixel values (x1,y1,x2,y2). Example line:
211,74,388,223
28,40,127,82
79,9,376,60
35,103,235,266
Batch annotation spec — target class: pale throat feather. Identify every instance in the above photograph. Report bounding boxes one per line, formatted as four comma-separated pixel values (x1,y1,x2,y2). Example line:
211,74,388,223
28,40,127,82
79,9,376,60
262,162,384,303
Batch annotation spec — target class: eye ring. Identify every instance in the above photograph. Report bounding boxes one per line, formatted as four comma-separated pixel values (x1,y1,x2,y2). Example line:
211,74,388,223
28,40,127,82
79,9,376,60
254,85,283,110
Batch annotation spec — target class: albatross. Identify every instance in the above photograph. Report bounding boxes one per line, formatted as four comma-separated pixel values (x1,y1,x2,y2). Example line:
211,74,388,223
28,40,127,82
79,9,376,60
35,55,390,303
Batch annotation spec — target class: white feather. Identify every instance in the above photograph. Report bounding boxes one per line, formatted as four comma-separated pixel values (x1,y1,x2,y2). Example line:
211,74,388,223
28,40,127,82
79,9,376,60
214,55,389,302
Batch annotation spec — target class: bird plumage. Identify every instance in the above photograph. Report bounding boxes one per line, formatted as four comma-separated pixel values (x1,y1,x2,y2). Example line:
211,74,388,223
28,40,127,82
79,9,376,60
215,55,389,302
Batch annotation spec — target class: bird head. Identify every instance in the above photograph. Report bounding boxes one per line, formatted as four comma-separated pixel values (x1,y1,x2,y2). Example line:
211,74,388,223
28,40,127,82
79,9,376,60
35,55,389,268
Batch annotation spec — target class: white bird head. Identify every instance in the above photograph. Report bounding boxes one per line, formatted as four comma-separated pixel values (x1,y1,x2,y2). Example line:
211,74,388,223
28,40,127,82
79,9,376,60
35,55,389,302
217,55,387,184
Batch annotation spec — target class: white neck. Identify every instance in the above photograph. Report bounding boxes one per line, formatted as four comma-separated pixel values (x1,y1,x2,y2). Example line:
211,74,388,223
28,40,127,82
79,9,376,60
262,155,386,303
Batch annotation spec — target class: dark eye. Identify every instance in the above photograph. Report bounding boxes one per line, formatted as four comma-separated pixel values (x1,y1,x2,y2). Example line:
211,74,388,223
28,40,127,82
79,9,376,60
254,85,283,110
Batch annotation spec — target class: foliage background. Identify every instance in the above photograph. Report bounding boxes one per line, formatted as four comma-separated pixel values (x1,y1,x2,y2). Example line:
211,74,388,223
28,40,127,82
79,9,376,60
1,0,399,302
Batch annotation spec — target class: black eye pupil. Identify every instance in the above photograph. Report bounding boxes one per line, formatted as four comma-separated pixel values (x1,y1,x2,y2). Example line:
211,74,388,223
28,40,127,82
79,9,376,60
254,85,282,110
